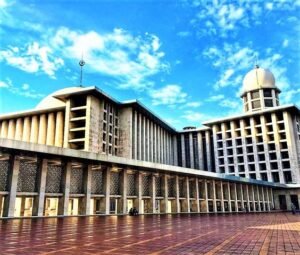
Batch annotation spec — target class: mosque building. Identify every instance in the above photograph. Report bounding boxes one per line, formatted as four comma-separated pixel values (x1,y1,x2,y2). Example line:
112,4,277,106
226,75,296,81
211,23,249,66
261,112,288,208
0,66,299,218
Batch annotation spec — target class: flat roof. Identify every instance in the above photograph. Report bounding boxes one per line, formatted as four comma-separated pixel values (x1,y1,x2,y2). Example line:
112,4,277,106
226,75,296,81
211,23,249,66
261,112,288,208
0,106,65,120
54,86,178,133
202,104,299,126
0,138,290,188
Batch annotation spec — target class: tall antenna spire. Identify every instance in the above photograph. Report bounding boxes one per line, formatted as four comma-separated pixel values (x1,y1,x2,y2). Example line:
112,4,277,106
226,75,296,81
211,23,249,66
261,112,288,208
79,53,85,87
254,54,259,69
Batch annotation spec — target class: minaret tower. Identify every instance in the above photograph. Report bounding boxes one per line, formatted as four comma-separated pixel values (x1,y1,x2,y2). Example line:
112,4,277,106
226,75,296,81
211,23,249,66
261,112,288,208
241,65,281,112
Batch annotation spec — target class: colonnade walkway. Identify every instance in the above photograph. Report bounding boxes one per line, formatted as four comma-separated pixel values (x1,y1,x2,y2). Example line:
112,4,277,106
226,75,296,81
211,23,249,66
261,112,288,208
0,213,299,254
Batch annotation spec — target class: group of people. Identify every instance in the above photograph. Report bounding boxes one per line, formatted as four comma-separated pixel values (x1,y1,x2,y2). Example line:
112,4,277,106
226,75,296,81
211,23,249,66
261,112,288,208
129,207,139,216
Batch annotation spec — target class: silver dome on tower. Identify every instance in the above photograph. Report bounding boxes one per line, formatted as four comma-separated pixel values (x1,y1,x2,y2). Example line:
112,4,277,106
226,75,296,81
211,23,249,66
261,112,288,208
241,65,281,112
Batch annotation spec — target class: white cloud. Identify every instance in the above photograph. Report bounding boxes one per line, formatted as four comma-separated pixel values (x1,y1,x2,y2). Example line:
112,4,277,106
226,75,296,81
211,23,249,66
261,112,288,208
177,31,191,37
0,80,10,88
0,0,8,8
206,94,224,102
280,88,300,104
0,78,45,99
150,84,187,106
49,27,168,90
190,0,300,38
179,101,202,109
219,99,239,109
203,43,291,92
182,110,207,123
0,43,64,78
0,18,168,89
282,39,289,48
184,101,202,107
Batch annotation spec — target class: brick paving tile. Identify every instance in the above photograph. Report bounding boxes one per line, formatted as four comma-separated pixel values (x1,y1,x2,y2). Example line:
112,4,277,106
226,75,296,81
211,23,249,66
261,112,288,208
0,213,300,254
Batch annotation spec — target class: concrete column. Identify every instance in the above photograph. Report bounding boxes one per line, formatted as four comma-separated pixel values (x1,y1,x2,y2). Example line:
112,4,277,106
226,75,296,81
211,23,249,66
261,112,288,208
162,174,168,213
251,186,256,212
133,111,138,160
120,169,127,214
260,115,272,181
261,187,266,211
136,172,142,214
38,114,47,145
63,100,71,148
146,119,150,162
271,113,284,183
175,176,180,213
7,119,16,139
0,195,3,217
266,188,271,211
55,111,64,147
142,116,146,161
138,113,142,160
158,127,161,163
46,113,55,146
240,184,245,211
189,133,194,169
250,117,260,179
212,180,217,212
256,186,261,211
162,129,165,164
246,185,250,211
30,116,39,143
80,164,92,215
234,183,238,212
166,133,169,165
270,188,274,209
227,182,232,212
204,180,209,212
153,124,156,163
173,135,178,166
205,131,212,171
0,120,8,138
284,111,300,183
151,175,156,213
220,181,224,212
22,117,31,142
181,134,186,167
185,177,190,212
230,121,238,176
195,178,200,212
149,121,153,162
240,119,249,178
163,130,166,164
32,159,48,216
58,162,71,216
212,125,219,173
2,155,20,217
15,118,23,141
197,132,204,169
221,123,228,174
103,167,111,214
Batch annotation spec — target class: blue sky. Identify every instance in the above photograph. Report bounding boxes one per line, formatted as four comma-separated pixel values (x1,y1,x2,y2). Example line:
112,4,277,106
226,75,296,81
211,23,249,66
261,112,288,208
0,0,299,129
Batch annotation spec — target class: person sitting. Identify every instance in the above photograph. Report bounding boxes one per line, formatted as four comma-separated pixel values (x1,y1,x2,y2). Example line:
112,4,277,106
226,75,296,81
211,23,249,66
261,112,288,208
133,207,138,216
129,208,134,216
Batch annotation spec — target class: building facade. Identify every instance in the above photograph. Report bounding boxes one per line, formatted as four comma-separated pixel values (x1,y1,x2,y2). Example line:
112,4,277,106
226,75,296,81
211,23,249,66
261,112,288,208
0,66,299,218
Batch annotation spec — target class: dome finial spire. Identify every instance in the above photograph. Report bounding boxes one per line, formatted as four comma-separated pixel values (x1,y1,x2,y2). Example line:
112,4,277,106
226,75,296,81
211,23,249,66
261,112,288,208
79,52,85,87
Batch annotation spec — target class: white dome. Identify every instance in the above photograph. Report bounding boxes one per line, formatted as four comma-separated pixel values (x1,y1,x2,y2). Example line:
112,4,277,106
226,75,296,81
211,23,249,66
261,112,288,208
36,87,86,109
242,67,277,95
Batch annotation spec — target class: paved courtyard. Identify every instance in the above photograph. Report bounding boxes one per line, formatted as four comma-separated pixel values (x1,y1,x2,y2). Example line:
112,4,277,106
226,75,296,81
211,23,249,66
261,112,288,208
0,213,299,255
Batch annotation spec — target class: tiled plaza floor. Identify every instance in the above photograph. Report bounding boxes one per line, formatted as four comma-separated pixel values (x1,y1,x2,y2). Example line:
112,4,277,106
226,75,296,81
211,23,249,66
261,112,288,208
0,212,300,255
